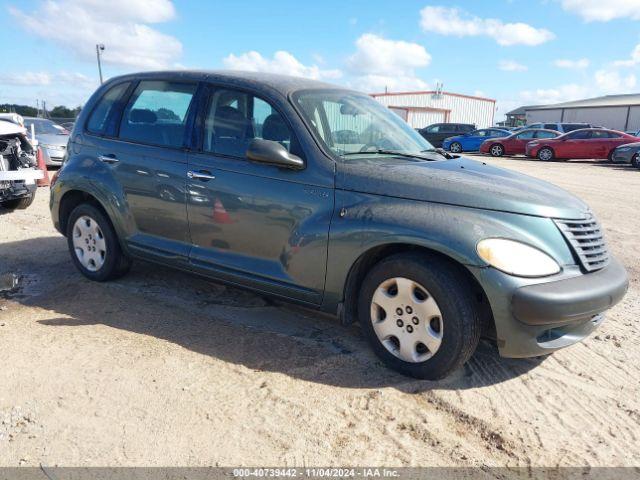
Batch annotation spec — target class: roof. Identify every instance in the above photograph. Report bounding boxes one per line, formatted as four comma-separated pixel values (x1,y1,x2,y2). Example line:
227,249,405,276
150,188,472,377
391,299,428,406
107,70,348,96
370,90,496,103
527,93,640,111
506,105,539,116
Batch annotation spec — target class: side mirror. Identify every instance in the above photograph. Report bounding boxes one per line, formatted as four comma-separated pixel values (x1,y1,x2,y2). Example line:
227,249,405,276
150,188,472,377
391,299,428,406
246,139,304,170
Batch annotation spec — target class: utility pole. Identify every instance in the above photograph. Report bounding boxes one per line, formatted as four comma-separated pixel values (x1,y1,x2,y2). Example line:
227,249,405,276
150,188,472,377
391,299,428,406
96,44,105,84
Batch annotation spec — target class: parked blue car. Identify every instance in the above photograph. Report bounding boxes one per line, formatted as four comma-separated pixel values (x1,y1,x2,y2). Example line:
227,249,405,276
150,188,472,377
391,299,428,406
443,128,511,153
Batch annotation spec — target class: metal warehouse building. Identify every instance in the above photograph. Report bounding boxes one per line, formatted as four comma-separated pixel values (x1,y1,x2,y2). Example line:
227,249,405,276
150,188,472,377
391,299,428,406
525,94,640,131
372,90,496,129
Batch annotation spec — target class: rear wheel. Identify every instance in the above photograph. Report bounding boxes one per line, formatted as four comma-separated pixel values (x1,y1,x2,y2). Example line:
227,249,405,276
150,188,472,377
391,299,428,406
490,144,504,157
537,147,554,161
358,253,480,379
0,192,35,211
66,204,131,281
449,142,462,154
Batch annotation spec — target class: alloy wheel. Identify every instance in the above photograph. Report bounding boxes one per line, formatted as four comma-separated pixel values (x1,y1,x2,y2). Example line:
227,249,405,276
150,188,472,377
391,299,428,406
490,144,504,157
369,277,444,363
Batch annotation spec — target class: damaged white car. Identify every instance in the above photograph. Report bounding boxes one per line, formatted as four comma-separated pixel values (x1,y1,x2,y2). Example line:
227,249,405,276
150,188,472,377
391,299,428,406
0,120,43,211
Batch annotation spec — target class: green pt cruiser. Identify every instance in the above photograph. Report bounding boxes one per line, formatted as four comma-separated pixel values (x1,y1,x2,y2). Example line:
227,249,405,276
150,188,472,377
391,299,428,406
50,71,629,379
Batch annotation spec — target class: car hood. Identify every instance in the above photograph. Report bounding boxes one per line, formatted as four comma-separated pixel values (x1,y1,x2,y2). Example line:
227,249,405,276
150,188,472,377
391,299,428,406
37,133,69,146
617,141,640,148
336,155,589,219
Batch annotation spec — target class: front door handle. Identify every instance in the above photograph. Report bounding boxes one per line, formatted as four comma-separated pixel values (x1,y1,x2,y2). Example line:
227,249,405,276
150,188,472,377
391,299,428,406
187,170,216,181
98,154,119,164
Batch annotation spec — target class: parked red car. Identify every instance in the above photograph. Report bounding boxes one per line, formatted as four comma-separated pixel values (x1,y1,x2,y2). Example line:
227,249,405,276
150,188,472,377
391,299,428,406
525,128,640,161
480,129,560,156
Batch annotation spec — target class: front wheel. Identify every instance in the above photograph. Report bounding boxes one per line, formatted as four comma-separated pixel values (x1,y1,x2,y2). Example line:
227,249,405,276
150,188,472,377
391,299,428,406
537,147,554,161
358,253,480,379
632,154,640,169
449,142,462,154
66,204,131,281
490,144,504,157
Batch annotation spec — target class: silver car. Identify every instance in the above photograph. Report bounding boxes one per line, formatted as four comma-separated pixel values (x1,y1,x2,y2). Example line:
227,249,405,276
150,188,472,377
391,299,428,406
23,117,70,166
612,142,640,168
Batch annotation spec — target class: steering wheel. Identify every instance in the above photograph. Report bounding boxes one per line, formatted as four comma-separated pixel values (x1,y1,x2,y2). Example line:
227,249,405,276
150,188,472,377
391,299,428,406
360,143,380,153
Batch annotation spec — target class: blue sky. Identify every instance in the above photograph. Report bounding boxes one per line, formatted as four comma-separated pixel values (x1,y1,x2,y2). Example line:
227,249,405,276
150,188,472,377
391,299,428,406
2,0,640,120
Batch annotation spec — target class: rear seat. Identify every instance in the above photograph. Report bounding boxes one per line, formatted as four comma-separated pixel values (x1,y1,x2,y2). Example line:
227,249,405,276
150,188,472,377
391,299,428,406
120,109,186,147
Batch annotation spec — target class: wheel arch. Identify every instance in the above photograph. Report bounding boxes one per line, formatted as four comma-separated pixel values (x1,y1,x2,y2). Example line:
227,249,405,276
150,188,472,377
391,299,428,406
338,242,496,338
58,190,117,239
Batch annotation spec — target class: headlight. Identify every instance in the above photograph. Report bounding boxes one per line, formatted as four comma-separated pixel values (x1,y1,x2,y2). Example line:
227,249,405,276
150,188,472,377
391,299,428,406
617,147,630,152
477,238,561,277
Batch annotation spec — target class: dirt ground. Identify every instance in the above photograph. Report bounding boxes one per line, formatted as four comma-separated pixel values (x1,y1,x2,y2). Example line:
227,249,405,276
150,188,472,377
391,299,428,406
0,156,638,468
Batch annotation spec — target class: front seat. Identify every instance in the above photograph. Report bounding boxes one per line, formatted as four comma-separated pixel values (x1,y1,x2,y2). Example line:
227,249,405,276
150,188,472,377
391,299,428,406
212,106,251,157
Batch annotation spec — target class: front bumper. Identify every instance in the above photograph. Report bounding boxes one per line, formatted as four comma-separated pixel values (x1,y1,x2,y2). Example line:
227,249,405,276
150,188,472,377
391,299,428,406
42,147,65,165
611,149,635,164
470,257,629,358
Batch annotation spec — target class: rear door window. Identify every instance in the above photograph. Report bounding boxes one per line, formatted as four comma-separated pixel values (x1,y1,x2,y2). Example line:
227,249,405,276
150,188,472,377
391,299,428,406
567,130,592,139
535,130,558,139
118,80,197,148
86,82,129,135
516,130,536,139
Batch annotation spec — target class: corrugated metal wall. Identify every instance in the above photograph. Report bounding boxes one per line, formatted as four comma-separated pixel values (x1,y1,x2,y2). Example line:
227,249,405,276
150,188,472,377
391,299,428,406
373,92,495,128
527,106,636,131
526,109,563,123
563,107,628,130
408,110,446,127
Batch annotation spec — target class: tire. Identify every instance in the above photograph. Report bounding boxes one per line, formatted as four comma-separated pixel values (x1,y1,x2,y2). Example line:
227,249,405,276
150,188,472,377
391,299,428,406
607,150,615,163
489,144,504,157
632,154,640,169
449,142,462,154
66,203,131,282
358,253,481,380
0,192,35,211
537,147,554,161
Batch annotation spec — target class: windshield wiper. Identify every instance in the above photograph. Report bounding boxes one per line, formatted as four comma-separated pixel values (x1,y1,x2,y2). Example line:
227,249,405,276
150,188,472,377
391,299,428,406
421,148,458,159
340,149,437,161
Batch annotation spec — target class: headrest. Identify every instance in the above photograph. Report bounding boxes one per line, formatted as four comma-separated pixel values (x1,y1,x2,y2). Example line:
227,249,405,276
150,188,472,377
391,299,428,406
129,109,157,124
262,114,290,142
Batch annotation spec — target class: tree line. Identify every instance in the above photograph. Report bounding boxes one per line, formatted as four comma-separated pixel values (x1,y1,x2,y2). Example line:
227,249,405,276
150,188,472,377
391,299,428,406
0,104,82,119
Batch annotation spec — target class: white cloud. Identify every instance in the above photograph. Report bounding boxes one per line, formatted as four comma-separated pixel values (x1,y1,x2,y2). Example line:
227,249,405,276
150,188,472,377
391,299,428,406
420,6,555,46
0,72,52,86
519,84,590,105
594,69,637,93
560,0,640,21
499,60,528,71
554,58,590,69
515,70,636,107
223,51,342,80
9,0,182,69
346,34,431,92
614,44,640,67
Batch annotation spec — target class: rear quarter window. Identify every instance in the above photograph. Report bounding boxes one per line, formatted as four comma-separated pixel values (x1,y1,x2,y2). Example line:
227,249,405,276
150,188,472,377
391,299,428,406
118,80,197,148
86,82,130,135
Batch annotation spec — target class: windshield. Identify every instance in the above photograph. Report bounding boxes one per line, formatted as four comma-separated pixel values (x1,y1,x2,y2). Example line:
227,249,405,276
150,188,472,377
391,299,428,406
25,119,67,135
294,90,434,159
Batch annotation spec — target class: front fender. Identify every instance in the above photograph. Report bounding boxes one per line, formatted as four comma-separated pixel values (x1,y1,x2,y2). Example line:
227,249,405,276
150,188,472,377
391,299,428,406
322,190,575,312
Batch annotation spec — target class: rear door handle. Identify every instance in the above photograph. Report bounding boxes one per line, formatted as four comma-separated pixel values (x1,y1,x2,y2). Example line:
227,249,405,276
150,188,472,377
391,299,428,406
98,154,119,164
187,170,216,181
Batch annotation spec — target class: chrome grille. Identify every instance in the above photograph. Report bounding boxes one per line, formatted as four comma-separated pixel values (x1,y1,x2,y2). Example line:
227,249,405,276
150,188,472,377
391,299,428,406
554,215,609,272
